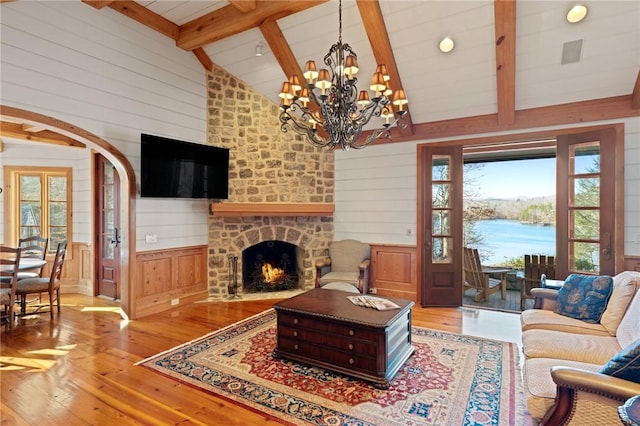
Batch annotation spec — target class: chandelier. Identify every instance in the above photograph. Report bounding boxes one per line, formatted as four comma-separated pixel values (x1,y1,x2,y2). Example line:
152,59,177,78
278,0,408,151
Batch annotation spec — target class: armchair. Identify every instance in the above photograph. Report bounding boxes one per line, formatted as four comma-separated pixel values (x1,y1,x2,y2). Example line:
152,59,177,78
540,366,640,425
315,239,371,294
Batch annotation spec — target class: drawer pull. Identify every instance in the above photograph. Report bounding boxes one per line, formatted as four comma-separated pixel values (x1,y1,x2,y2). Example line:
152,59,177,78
349,330,354,336
293,331,298,337
348,343,354,350
293,318,299,324
349,358,355,365
294,344,299,350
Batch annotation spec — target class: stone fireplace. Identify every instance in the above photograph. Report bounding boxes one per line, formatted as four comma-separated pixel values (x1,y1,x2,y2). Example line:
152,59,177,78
205,65,335,300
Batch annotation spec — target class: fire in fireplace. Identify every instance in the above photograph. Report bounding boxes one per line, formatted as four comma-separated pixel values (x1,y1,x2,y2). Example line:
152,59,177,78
242,240,300,293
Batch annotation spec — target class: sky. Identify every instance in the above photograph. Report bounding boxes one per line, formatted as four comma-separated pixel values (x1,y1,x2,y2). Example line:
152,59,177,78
467,158,556,199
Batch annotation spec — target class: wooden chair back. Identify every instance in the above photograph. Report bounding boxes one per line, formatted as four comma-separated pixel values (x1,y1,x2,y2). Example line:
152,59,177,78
521,254,555,310
463,247,484,291
1,246,22,330
463,247,503,302
18,236,49,278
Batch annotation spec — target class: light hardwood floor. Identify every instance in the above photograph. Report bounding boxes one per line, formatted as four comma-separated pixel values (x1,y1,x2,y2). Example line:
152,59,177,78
1,294,522,425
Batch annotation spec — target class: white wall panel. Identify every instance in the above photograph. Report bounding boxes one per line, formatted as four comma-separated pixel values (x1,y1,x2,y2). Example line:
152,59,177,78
1,1,208,252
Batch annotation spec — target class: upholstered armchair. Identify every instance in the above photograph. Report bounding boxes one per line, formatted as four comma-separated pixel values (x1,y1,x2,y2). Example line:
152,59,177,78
315,239,371,294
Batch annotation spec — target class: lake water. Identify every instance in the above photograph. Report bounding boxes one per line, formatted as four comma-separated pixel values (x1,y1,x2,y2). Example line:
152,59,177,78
474,219,555,265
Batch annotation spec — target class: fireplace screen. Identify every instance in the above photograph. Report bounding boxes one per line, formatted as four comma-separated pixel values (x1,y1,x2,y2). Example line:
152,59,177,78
242,240,299,293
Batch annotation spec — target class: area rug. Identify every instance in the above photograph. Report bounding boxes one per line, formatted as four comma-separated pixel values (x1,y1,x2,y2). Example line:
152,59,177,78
137,309,525,425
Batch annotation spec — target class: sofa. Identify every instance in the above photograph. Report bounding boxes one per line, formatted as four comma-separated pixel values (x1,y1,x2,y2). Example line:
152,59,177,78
520,270,640,425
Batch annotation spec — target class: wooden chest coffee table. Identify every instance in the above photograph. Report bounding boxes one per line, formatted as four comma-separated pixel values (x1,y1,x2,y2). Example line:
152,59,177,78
273,288,414,389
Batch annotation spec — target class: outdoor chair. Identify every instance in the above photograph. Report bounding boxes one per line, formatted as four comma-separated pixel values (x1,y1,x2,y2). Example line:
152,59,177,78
16,241,67,319
463,247,505,302
315,239,371,294
1,246,21,331
520,254,555,310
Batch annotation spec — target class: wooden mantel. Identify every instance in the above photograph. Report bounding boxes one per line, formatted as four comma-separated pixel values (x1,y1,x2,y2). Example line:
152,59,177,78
209,202,334,217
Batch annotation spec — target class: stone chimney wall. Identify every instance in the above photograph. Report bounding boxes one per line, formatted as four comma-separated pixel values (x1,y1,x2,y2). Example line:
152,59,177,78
206,65,335,299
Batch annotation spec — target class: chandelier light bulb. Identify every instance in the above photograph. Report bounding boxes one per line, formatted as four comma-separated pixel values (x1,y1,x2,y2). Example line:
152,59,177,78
303,60,318,84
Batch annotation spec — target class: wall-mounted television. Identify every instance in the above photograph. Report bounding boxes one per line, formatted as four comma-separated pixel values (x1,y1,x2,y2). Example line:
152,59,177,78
140,133,229,199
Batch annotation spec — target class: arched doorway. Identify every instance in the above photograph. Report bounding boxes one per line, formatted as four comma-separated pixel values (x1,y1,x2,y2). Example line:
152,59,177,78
1,105,137,318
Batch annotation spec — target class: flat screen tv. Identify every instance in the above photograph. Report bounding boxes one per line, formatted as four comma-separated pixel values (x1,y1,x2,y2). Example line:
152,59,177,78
140,133,229,199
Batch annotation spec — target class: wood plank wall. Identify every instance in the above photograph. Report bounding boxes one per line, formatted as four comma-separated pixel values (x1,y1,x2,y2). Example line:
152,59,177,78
135,245,208,317
369,244,418,303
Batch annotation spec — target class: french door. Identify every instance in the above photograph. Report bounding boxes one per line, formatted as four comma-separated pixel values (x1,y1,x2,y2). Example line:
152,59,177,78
96,155,121,299
417,145,463,307
555,128,621,278
418,125,622,307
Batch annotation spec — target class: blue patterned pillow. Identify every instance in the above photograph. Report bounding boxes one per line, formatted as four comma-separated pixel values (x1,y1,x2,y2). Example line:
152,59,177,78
600,340,640,383
555,274,613,323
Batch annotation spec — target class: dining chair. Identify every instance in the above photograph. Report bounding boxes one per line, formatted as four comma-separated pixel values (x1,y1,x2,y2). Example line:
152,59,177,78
1,246,22,331
17,235,49,280
15,241,67,319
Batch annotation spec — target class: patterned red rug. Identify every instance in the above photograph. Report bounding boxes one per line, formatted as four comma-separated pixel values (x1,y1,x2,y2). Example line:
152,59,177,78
138,309,525,425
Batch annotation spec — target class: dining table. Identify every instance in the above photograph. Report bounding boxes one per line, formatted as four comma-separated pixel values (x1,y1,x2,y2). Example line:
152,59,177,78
0,257,47,273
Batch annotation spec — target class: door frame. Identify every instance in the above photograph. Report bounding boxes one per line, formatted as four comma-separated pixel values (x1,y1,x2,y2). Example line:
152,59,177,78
417,123,625,306
95,154,122,299
1,105,138,318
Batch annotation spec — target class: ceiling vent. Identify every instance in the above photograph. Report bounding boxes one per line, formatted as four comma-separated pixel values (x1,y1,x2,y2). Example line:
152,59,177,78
561,39,583,64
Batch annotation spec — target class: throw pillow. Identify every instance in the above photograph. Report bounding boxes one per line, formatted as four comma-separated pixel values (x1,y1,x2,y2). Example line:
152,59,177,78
600,339,640,383
555,274,614,323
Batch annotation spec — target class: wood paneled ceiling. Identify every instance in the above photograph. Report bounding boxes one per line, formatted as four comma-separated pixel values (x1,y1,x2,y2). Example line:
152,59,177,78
3,0,640,148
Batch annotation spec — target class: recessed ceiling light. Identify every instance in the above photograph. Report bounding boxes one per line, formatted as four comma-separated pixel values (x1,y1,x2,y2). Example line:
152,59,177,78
439,37,455,53
567,5,588,23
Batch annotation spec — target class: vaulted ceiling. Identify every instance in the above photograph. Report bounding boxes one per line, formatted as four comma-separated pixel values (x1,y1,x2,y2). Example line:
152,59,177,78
5,0,640,147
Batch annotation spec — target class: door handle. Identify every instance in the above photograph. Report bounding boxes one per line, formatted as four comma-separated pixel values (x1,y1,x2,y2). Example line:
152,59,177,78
110,227,121,247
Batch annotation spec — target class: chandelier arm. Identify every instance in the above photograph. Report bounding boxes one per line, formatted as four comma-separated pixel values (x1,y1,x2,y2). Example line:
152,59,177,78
277,0,408,151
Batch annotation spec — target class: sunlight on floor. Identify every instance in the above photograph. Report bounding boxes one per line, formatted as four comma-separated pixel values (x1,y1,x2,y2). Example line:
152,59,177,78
81,306,129,321
1,344,77,372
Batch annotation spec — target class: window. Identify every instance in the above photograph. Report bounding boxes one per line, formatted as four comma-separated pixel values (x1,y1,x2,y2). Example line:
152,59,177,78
4,167,71,253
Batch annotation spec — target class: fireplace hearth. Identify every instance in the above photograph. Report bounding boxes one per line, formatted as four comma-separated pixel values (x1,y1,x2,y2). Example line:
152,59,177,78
242,240,301,293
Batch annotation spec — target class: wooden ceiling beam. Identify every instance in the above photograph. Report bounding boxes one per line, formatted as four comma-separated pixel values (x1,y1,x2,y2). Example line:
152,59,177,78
632,70,640,110
356,0,414,138
177,1,327,51
107,1,179,40
259,19,327,138
81,0,115,10
259,20,304,88
83,1,215,72
365,95,639,145
228,0,257,14
193,47,213,72
0,121,86,147
494,0,516,126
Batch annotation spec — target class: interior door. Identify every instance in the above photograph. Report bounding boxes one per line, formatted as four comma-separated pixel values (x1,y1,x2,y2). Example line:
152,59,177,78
96,155,121,299
556,128,620,278
417,145,463,306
